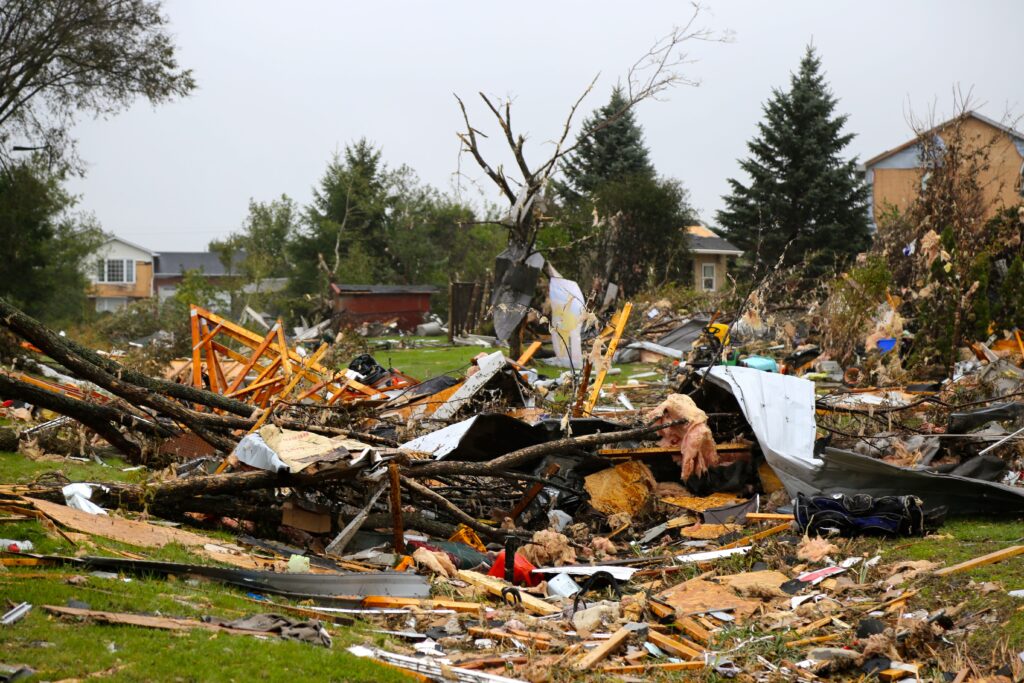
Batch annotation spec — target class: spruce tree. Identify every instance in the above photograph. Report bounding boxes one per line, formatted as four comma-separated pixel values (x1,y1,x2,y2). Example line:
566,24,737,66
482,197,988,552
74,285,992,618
717,45,869,275
559,86,655,200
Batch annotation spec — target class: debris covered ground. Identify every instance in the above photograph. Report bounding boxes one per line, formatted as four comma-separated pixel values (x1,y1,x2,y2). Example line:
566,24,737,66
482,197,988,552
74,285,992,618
3,294,1024,682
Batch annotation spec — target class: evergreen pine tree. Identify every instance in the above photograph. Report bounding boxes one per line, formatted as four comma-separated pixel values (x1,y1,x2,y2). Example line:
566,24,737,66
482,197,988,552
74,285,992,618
559,86,655,200
716,45,869,275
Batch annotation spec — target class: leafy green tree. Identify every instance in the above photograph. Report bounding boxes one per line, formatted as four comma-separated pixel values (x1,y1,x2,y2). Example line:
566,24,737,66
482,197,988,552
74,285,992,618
559,86,655,200
286,139,392,314
0,160,104,323
968,253,991,341
0,0,194,166
717,45,869,276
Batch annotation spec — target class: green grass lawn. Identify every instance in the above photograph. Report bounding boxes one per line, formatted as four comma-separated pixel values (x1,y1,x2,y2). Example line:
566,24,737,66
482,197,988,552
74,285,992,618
365,337,663,384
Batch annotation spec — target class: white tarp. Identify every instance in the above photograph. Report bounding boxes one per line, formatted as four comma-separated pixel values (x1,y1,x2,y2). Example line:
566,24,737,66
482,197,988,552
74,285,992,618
549,277,585,369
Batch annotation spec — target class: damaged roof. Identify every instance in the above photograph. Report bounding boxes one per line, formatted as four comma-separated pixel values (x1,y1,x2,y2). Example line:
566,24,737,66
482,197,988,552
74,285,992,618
685,225,743,256
330,283,438,295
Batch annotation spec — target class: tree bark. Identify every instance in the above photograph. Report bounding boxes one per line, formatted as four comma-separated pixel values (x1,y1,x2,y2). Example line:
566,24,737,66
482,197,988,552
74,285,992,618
0,297,236,453
404,420,676,478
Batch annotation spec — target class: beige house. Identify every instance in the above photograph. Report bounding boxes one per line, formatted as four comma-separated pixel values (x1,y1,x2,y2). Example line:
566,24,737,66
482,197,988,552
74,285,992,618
685,225,742,292
864,111,1024,227
88,237,156,312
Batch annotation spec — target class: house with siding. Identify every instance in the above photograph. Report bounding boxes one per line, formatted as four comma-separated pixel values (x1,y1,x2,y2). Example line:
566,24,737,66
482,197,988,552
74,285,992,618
863,111,1024,228
685,225,743,292
88,236,242,312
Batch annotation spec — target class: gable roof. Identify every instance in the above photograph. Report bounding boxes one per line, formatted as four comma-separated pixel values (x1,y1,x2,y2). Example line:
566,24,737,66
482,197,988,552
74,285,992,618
154,251,242,277
864,110,1024,168
685,225,743,256
102,235,156,256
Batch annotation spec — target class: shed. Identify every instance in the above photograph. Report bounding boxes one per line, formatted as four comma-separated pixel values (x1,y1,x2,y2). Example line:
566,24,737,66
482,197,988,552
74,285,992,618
330,284,437,331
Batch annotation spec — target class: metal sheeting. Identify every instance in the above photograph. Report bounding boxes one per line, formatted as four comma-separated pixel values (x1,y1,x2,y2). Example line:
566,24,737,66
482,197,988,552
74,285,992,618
705,366,1024,514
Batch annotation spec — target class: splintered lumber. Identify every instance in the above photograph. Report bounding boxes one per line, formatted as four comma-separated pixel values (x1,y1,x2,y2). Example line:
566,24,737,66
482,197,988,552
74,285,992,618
746,512,796,522
405,419,685,479
455,570,559,616
582,303,632,415
794,615,833,635
676,616,712,645
646,629,703,659
785,634,841,648
467,626,552,650
934,545,1024,576
719,522,792,549
510,462,559,520
361,597,482,613
575,626,633,670
601,661,705,674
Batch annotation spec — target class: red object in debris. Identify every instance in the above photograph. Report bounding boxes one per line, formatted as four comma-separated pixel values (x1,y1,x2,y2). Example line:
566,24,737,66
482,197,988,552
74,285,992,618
488,551,540,587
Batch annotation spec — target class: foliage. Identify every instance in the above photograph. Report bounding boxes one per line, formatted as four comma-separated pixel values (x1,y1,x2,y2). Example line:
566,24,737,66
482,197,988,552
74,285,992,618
873,109,1022,368
544,173,697,297
558,86,655,200
821,254,894,364
0,0,194,167
0,160,104,324
717,45,870,277
998,253,1024,331
210,195,299,315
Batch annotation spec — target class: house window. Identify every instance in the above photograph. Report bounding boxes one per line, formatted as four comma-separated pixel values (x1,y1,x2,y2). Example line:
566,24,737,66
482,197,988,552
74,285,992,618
702,263,716,291
96,259,135,284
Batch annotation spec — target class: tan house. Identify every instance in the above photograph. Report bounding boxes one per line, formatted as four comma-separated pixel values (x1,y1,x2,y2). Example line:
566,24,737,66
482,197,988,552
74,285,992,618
88,236,243,313
88,237,156,312
864,111,1024,227
685,225,742,292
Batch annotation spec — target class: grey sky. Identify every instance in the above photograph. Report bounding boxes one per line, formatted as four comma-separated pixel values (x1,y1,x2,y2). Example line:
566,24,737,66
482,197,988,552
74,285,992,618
65,0,1024,252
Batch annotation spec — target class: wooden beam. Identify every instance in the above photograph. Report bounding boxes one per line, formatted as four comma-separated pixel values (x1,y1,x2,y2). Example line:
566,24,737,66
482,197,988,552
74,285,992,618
574,626,632,670
601,661,705,674
646,629,702,659
455,570,560,616
934,545,1024,576
719,522,791,549
510,463,559,521
583,303,632,415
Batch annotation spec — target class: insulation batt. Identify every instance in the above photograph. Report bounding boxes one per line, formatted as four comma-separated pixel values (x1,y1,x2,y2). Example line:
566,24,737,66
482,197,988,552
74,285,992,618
646,393,719,480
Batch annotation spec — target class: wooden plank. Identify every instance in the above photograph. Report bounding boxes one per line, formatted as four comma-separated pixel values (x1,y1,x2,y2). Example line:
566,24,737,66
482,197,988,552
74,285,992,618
601,661,705,674
510,463,559,521
794,615,832,635
582,303,632,415
43,605,283,639
515,341,542,366
361,597,482,613
785,634,840,648
676,616,712,645
455,570,560,616
934,545,1024,576
719,522,791,549
574,626,632,670
467,626,551,650
647,629,702,659
189,307,203,389
224,325,278,394
746,513,795,522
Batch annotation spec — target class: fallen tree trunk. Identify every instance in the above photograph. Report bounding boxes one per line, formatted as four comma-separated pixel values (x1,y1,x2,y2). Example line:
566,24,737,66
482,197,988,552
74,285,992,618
0,299,236,453
404,421,677,478
400,475,513,541
0,296,254,417
183,411,399,447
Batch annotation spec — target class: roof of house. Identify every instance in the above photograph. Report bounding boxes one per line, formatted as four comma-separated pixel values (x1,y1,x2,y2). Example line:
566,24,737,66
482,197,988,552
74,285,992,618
330,283,438,296
102,235,156,256
685,225,743,256
154,251,242,277
864,110,1024,168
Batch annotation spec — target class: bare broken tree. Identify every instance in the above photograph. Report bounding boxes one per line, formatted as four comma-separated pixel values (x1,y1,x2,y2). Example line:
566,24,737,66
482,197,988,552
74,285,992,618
454,4,721,354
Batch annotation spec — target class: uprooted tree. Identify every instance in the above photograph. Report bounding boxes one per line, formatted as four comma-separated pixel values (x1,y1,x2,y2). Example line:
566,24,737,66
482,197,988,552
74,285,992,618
454,5,721,356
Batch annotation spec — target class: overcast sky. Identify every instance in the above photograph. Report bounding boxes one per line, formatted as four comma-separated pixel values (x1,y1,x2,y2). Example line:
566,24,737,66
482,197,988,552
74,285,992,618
65,0,1024,252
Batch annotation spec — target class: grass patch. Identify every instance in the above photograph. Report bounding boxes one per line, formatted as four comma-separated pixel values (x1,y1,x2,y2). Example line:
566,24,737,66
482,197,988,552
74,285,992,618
0,519,412,682
1,450,143,485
